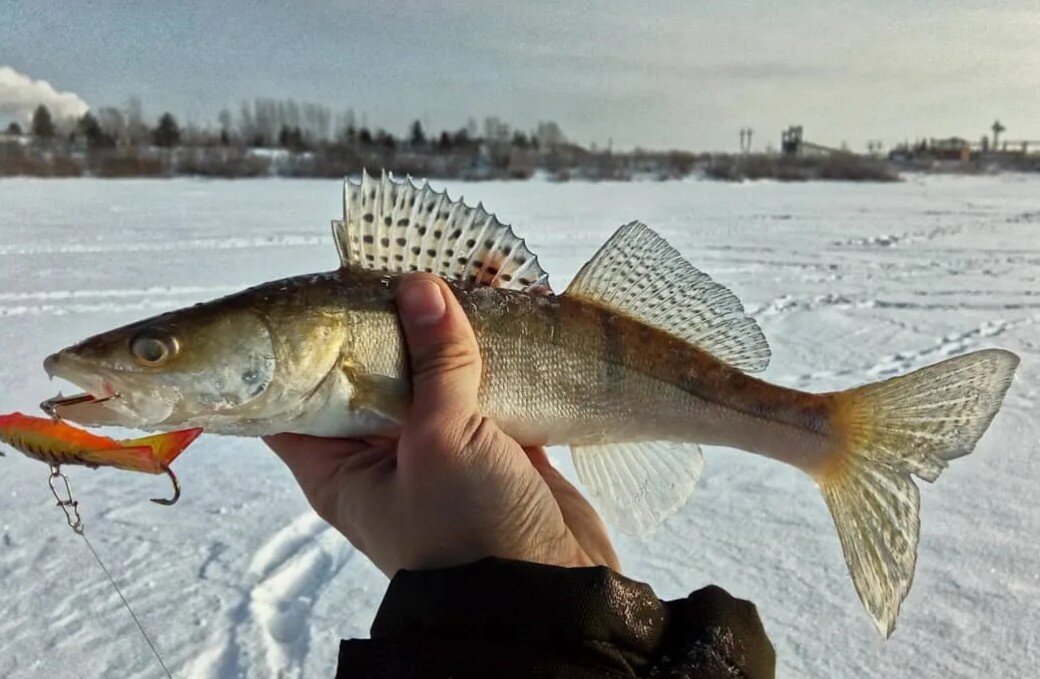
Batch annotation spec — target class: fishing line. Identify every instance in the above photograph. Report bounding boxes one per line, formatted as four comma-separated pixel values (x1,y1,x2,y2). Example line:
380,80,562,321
77,531,174,679
49,466,174,679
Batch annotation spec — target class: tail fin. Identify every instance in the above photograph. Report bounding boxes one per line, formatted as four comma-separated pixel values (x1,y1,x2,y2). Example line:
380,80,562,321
818,349,1018,636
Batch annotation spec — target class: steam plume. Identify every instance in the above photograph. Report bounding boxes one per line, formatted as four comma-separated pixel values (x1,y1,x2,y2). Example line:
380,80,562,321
0,66,89,122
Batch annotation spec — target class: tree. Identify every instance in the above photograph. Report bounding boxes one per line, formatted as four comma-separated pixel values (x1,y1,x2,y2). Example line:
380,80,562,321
152,112,181,147
77,112,114,149
535,121,565,149
96,107,127,143
336,109,357,144
238,100,257,144
31,105,55,139
375,129,396,150
451,127,472,147
279,124,305,151
218,108,233,144
124,97,149,145
409,119,426,147
5,122,22,136
358,127,373,145
302,103,330,142
483,116,509,144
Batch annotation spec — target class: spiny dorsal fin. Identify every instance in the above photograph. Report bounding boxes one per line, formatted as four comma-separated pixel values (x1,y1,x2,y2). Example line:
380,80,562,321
571,440,705,536
333,170,552,293
566,222,770,372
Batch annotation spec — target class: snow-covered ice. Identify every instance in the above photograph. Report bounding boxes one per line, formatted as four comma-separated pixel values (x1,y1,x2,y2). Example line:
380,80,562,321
1,175,1037,677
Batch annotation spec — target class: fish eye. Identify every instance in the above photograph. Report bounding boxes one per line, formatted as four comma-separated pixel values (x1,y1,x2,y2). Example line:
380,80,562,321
129,332,179,367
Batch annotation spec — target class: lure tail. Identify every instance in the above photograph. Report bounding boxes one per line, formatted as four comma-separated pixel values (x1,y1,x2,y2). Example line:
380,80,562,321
122,429,202,468
816,349,1018,636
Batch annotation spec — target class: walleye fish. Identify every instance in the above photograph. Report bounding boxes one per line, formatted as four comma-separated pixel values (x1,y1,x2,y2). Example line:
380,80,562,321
41,171,1018,636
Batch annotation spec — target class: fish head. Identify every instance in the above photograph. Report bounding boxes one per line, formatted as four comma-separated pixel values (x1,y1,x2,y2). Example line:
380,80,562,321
43,302,280,429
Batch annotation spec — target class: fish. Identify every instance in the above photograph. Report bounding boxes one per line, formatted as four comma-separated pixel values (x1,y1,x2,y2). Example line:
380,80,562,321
0,412,201,504
39,170,1018,636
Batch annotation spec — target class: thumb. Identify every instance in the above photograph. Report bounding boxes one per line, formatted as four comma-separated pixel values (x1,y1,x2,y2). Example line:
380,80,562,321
396,274,482,423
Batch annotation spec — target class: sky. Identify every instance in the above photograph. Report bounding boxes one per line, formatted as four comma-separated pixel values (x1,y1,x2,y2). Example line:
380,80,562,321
1,1,1037,152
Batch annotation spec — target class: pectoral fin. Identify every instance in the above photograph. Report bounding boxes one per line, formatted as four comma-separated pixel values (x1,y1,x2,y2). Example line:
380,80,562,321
570,440,704,536
343,363,411,424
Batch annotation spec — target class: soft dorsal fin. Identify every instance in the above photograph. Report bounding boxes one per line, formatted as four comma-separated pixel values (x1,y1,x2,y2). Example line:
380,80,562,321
566,221,770,372
333,170,552,293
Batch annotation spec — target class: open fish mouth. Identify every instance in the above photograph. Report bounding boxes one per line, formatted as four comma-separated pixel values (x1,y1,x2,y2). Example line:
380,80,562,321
40,352,148,426
40,392,122,419
39,385,135,426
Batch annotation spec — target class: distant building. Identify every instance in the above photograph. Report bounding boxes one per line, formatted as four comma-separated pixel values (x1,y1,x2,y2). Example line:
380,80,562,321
780,125,846,158
781,126,803,155
928,137,971,161
0,129,30,146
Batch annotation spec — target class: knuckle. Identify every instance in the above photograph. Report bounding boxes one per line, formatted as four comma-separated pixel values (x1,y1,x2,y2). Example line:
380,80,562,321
416,413,494,457
412,339,479,380
462,414,498,450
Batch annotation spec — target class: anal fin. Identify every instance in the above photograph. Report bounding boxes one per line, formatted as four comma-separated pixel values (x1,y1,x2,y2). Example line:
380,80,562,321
571,440,704,536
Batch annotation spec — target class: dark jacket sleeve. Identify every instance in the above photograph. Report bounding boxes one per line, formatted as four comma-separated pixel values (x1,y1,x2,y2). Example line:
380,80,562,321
336,558,775,679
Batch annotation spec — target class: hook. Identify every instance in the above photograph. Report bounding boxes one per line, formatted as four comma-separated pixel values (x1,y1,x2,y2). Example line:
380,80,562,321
150,466,180,506
39,393,119,421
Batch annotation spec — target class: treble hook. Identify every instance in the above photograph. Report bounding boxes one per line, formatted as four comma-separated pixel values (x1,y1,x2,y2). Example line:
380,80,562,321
149,466,180,506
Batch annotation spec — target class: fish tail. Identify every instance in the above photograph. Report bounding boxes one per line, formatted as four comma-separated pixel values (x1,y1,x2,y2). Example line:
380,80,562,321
815,349,1018,636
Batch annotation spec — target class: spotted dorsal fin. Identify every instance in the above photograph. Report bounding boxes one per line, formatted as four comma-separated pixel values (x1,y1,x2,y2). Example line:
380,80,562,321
566,221,770,372
333,170,552,293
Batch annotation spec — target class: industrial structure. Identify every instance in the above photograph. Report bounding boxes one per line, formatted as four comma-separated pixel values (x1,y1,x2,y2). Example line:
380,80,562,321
887,120,1039,168
780,126,848,157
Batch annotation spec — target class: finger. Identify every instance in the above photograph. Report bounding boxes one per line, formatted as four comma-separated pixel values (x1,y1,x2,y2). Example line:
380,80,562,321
264,433,373,488
396,274,482,423
524,447,621,570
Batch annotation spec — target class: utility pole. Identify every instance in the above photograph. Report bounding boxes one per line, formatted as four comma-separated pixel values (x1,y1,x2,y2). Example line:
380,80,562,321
739,127,753,154
991,120,1005,150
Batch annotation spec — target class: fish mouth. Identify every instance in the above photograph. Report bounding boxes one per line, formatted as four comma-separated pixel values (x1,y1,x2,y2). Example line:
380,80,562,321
40,392,121,419
41,352,143,427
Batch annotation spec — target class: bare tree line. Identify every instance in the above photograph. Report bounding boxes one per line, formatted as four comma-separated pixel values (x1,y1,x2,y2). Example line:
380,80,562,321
1,95,918,181
5,95,567,153
1,95,643,179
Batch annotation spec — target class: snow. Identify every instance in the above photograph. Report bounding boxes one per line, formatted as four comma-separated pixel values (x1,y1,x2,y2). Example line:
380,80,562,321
1,175,1038,677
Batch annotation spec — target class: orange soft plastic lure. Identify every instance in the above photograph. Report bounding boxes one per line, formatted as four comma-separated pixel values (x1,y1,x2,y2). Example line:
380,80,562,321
0,412,201,504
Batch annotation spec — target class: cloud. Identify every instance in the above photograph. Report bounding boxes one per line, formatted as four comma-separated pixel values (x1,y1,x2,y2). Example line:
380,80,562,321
0,66,89,121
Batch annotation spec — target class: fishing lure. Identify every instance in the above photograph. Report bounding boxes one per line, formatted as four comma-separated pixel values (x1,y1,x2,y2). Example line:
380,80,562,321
0,412,201,505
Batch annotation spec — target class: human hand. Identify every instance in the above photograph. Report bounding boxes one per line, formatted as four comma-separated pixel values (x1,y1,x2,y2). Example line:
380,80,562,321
265,274,619,577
